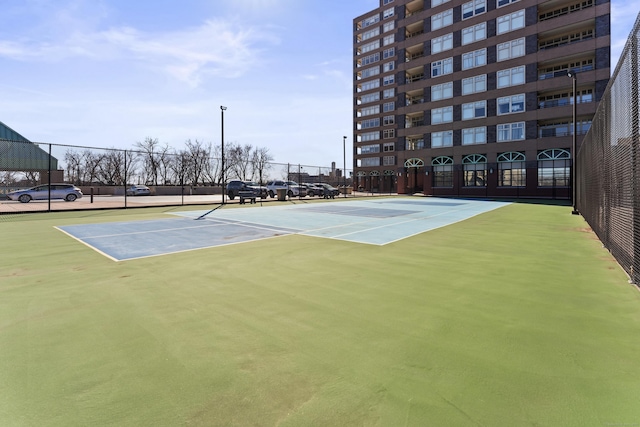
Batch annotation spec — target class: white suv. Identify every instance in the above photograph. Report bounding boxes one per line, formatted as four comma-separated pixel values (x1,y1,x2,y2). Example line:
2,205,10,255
266,180,306,198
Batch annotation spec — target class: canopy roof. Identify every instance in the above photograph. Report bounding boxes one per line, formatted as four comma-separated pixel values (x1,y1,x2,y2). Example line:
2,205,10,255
0,121,58,171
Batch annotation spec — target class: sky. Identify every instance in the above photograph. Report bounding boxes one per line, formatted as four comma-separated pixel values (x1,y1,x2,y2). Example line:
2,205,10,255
0,0,638,169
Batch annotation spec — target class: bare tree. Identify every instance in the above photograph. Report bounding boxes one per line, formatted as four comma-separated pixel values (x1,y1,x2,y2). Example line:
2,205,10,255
95,150,128,185
135,137,165,185
81,149,104,185
227,143,253,181
64,149,82,185
252,147,273,184
184,139,210,185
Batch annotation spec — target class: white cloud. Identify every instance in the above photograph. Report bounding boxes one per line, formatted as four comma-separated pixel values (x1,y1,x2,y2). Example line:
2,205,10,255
0,19,280,87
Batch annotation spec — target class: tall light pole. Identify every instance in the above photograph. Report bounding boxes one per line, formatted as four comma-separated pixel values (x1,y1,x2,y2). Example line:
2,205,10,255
221,106,227,205
567,72,578,215
343,135,347,198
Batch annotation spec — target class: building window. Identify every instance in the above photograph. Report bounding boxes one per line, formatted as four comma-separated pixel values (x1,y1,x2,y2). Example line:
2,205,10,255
463,0,486,19
431,82,453,101
359,15,380,29
359,40,380,55
383,88,394,98
462,74,487,95
360,92,380,104
358,157,381,167
497,152,526,186
383,129,395,138
497,38,525,61
432,9,453,30
383,75,395,85
497,10,525,34
383,142,395,151
497,94,525,115
383,0,394,4
497,122,525,141
432,0,451,7
383,7,395,19
431,58,453,77
462,127,487,145
383,61,395,72
383,47,395,59
432,156,454,187
432,106,453,124
432,33,453,54
462,23,486,45
360,28,380,42
358,144,380,154
360,105,380,117
383,115,395,125
383,155,395,166
497,0,520,7
462,101,487,120
359,66,380,79
358,79,380,92
537,149,570,186
359,53,380,67
360,118,381,129
462,48,486,70
360,131,379,142
383,21,395,32
463,154,487,187
497,66,525,88
431,131,453,148
383,34,395,45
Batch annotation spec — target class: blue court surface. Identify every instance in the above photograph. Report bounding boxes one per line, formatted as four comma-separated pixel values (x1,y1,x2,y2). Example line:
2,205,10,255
56,197,509,261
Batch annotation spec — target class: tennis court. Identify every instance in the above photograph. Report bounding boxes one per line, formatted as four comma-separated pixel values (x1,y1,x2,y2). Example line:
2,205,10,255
56,197,509,261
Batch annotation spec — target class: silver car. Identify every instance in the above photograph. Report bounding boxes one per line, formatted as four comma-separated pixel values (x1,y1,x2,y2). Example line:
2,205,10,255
126,185,151,196
7,184,83,203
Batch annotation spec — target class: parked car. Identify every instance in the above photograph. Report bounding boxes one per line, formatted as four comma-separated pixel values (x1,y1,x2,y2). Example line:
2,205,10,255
314,183,340,197
126,185,151,196
301,183,324,197
7,184,83,203
266,180,306,198
226,180,267,200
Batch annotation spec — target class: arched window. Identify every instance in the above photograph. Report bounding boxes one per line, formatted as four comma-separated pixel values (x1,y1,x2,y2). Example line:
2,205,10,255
497,152,526,187
462,154,487,187
404,158,425,168
370,170,380,176
537,149,570,187
432,156,453,187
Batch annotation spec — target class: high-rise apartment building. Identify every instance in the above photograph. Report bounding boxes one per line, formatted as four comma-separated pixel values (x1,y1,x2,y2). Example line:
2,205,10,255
353,0,610,198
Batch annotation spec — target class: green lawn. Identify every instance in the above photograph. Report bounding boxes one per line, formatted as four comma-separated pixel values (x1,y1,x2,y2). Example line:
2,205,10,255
1,199,639,426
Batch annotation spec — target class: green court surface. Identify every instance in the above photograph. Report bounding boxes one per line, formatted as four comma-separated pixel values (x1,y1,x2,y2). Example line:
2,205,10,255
1,198,640,426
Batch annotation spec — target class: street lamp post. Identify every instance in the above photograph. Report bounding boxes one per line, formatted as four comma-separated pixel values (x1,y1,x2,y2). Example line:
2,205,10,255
343,136,347,198
567,72,579,215
221,106,227,205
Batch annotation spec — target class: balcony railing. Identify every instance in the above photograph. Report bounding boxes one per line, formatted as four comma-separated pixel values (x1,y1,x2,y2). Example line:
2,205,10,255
406,97,425,106
538,63,593,80
406,73,424,83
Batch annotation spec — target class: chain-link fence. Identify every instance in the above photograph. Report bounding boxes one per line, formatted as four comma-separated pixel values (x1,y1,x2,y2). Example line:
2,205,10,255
576,13,640,284
0,140,358,213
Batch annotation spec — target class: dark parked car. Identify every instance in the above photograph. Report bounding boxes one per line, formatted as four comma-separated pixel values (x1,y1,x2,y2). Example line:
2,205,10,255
7,184,83,203
301,183,324,197
126,185,151,196
226,180,267,200
314,183,340,197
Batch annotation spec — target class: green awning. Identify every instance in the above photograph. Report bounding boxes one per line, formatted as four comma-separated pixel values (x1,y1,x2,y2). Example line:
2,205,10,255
0,121,58,171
